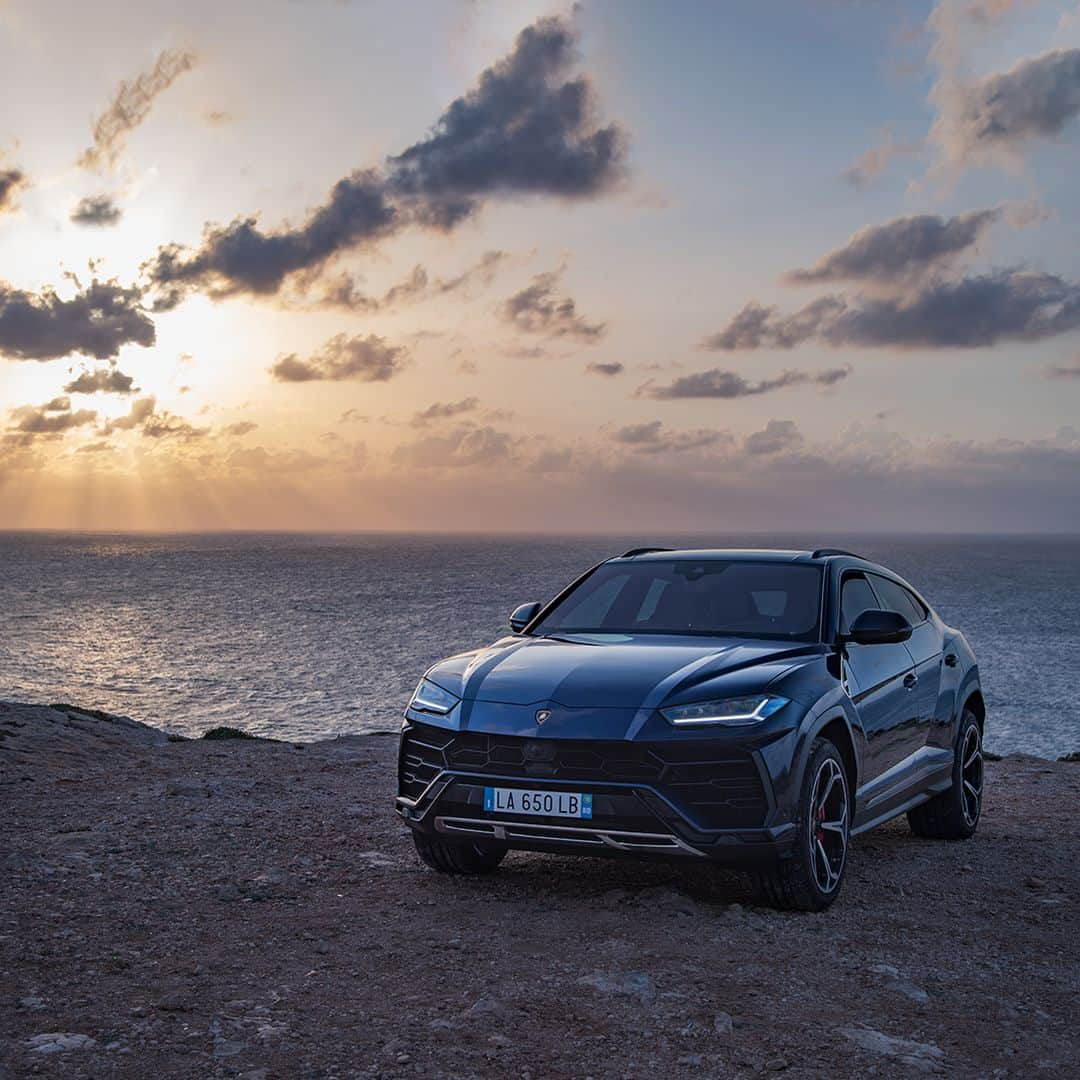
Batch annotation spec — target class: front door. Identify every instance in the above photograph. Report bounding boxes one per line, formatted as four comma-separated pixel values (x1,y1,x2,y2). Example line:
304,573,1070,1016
839,574,921,790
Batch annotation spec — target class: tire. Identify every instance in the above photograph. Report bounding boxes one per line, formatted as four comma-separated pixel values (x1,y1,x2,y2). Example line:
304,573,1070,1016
907,709,983,840
412,833,507,875
756,738,851,912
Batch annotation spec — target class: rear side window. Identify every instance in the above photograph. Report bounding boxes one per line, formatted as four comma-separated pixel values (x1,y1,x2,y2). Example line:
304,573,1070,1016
840,574,878,631
869,575,926,626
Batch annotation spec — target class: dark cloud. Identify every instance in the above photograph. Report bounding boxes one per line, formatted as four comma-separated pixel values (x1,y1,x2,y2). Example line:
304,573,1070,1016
501,270,605,342
386,15,624,211
224,421,259,436
586,361,624,376
100,395,206,440
70,194,123,227
705,269,1080,351
145,16,624,304
148,170,397,303
412,397,480,426
744,419,803,456
0,167,28,216
940,48,1080,163
612,420,726,454
392,425,512,468
269,333,407,383
0,278,155,362
63,364,136,395
8,396,97,436
637,365,852,399
78,48,197,170
784,209,999,285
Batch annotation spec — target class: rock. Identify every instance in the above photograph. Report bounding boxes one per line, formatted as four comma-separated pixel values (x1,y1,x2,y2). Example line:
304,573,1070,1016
463,997,505,1019
19,996,45,1010
713,1012,734,1037
165,781,206,798
355,850,395,868
1057,751,1080,762
1024,876,1046,890
487,1034,512,1048
838,1026,946,1073
765,1057,789,1071
577,971,657,1003
213,1038,246,1058
869,963,899,977
889,980,930,1004
25,1033,97,1054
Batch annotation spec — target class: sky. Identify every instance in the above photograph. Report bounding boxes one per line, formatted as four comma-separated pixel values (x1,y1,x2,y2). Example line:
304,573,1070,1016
2,0,1080,532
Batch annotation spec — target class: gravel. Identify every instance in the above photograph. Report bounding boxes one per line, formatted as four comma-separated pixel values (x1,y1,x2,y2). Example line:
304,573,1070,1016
2,701,1079,1078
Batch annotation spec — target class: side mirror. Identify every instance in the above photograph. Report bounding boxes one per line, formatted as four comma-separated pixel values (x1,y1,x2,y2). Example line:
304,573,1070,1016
509,601,542,633
844,609,912,646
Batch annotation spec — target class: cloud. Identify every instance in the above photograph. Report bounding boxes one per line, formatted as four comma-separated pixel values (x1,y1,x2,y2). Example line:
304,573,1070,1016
842,134,921,188
312,253,506,312
637,365,852,399
706,269,1080,351
70,194,123,227
586,361,624,376
500,269,605,342
784,209,999,285
0,278,155,361
224,421,259,436
269,333,407,383
385,15,625,213
0,167,28,216
145,15,624,304
8,396,98,437
612,420,728,454
63,364,136,395
933,48,1080,168
392,425,513,468
412,397,480,425
1046,359,1080,378
78,48,197,170
744,419,803,456
104,396,156,432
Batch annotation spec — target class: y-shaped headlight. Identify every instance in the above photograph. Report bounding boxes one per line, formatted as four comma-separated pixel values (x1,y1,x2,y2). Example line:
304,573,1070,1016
661,695,788,726
409,678,461,715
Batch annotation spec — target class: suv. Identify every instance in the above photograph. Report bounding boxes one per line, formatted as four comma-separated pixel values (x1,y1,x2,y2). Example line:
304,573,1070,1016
395,548,984,910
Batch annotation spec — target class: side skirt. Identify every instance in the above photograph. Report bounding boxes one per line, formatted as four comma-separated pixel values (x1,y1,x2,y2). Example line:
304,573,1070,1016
852,746,953,836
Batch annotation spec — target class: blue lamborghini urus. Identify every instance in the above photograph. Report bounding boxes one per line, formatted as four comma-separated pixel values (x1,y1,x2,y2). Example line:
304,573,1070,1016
396,548,985,911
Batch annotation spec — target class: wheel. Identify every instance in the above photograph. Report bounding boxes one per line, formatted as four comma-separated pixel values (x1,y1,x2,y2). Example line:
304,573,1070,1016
907,709,983,840
756,738,850,912
412,832,507,874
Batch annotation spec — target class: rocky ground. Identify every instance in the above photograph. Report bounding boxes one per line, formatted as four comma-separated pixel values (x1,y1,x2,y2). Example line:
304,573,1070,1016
2,701,1078,1080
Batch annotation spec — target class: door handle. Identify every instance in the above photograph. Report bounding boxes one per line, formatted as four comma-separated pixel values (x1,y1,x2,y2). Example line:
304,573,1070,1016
903,672,918,690
944,653,958,668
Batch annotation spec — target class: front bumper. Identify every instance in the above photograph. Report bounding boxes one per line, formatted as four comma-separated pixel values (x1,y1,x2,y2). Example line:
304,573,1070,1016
395,720,798,866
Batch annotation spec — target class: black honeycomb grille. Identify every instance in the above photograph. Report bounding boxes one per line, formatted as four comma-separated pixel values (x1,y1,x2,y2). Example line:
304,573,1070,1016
399,720,768,829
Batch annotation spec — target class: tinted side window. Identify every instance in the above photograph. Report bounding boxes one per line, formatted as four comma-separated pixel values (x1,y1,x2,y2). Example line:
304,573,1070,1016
840,574,878,631
870,575,925,626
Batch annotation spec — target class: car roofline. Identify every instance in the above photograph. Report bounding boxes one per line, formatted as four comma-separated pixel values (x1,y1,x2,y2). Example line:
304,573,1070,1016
607,548,879,567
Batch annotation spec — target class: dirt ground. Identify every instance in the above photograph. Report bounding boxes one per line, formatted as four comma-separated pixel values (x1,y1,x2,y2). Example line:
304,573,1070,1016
2,702,1078,1079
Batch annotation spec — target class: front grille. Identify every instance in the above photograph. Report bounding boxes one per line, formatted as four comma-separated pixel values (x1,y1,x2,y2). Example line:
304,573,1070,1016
399,720,769,830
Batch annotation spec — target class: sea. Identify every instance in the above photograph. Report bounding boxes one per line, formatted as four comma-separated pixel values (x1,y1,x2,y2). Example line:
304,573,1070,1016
1,532,1077,758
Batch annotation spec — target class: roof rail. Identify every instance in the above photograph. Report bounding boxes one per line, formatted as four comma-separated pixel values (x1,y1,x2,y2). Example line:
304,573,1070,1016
618,546,673,558
810,547,864,560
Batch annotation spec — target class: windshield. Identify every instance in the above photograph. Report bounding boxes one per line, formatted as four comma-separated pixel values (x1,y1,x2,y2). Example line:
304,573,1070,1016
533,559,823,642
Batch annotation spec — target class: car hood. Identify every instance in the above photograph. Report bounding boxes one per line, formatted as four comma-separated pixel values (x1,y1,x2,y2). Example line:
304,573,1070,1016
427,633,821,710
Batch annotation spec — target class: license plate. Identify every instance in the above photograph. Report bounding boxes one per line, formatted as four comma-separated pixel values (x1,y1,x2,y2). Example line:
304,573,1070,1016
483,787,593,819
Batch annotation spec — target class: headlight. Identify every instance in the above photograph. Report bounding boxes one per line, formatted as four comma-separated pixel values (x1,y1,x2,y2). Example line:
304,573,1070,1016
661,695,788,726
409,678,460,715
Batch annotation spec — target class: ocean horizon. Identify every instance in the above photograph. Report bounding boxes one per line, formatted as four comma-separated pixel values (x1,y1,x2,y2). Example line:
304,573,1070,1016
2,530,1078,758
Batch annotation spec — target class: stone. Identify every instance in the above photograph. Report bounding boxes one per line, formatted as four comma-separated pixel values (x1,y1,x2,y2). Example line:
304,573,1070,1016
713,1012,734,1037
25,1033,97,1054
838,1026,946,1073
577,971,657,1003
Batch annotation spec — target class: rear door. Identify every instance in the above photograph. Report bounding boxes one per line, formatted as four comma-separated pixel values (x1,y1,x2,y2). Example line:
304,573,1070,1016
868,574,943,749
839,573,920,784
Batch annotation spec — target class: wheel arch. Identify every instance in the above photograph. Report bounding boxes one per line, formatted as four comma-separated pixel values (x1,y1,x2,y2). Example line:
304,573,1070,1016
962,688,985,733
811,712,859,802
